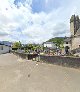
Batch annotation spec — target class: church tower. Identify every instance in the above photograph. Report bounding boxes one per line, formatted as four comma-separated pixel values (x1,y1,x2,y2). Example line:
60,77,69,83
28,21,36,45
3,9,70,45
75,15,80,31
70,15,80,36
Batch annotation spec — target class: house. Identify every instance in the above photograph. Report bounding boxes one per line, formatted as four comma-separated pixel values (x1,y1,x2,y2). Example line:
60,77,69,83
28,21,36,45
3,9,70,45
0,41,12,54
70,15,80,50
63,37,71,50
43,42,57,50
64,15,80,52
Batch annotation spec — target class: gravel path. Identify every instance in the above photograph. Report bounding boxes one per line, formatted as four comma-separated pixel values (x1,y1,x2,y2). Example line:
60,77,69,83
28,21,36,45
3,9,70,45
0,53,80,92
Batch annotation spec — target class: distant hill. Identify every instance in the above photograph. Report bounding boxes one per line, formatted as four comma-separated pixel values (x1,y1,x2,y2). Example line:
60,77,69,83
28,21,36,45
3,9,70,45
0,41,13,47
46,37,65,47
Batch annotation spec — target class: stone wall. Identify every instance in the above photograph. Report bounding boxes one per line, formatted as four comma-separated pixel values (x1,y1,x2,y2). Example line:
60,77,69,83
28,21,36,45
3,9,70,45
70,21,75,35
40,55,80,68
12,51,80,68
12,51,38,60
72,36,80,50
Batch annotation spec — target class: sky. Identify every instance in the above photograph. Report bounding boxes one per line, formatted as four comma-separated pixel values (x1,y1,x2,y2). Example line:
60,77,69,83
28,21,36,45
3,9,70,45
0,0,80,43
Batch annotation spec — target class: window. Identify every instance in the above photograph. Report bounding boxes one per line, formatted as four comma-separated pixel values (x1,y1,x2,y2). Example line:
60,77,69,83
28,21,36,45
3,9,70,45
1,46,3,50
0,45,3,50
66,42,68,44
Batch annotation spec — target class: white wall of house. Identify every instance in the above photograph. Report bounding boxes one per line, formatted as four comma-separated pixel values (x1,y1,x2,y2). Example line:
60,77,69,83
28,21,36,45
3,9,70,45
43,43,56,49
0,45,11,54
44,43,52,48
64,42,71,48
63,41,72,50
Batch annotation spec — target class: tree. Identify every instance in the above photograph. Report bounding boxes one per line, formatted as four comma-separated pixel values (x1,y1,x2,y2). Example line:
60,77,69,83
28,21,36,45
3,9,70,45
47,37,64,47
12,41,22,49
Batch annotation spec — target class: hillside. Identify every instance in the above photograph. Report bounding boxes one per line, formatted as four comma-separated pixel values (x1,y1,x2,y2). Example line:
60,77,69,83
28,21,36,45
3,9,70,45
47,37,65,47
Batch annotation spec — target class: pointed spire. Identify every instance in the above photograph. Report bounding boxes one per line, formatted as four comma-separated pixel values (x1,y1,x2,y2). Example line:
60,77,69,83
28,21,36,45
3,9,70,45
70,14,76,23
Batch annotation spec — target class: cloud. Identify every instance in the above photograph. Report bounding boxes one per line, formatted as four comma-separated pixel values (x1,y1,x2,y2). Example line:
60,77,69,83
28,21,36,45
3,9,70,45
0,0,80,43
53,23,70,37
0,31,8,36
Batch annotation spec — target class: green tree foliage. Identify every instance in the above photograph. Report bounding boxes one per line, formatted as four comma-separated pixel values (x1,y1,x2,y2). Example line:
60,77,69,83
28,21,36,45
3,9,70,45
47,37,64,47
12,41,22,48
24,44,42,52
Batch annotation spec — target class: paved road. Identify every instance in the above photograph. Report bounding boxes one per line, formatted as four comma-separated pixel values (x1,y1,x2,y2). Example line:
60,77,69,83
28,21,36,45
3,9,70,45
0,53,80,92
